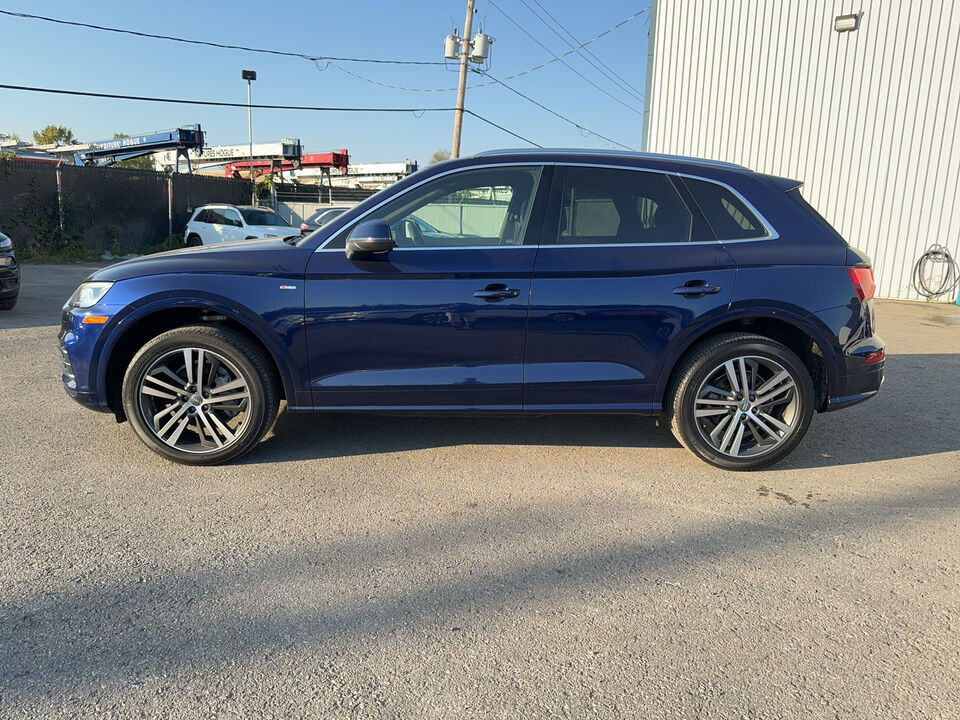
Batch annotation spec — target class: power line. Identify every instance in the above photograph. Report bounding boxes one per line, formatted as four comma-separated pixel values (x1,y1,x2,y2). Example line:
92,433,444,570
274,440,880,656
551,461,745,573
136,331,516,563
0,6,648,98
0,83,540,146
495,8,648,83
473,70,636,151
524,0,646,101
0,83,452,113
315,7,649,95
0,9,443,65
464,110,541,148
486,0,643,115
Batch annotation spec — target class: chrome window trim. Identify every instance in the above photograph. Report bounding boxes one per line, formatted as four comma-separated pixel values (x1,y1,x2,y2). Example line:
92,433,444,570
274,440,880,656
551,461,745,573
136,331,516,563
314,159,778,253
555,162,779,242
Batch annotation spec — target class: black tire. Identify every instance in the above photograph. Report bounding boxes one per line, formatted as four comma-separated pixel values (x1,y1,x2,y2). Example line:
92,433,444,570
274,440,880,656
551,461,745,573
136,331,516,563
0,296,16,311
185,235,203,247
121,325,280,465
667,333,815,471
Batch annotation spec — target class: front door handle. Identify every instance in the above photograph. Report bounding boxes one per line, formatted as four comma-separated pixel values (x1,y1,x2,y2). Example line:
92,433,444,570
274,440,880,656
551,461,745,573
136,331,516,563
673,281,721,297
473,283,520,302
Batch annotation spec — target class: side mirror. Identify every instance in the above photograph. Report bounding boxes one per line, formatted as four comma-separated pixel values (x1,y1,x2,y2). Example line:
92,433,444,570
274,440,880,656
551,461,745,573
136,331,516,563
346,220,394,260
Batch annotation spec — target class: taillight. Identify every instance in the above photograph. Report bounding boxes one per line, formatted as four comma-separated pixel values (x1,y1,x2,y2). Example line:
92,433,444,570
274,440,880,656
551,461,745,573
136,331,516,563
847,265,876,301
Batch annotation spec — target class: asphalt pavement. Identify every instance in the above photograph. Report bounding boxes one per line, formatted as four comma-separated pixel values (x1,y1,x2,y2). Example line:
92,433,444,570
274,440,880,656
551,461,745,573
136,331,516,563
1,264,958,719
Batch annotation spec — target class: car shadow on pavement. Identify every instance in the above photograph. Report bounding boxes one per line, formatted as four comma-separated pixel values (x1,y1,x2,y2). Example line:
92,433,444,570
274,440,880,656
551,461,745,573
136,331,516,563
244,352,959,470
0,478,956,711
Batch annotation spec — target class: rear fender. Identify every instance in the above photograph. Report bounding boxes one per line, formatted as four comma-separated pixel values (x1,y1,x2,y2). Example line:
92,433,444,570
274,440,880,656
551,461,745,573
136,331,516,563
651,303,842,405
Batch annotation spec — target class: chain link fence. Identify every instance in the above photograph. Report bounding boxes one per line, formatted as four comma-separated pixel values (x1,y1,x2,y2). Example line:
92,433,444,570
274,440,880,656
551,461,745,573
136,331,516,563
0,158,249,258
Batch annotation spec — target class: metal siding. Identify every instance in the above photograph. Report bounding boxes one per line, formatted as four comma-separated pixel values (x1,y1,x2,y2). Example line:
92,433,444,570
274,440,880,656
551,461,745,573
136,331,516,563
645,0,960,300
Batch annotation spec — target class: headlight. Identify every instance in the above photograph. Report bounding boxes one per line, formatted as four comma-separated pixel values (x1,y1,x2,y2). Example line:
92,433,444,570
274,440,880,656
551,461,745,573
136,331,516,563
67,281,114,308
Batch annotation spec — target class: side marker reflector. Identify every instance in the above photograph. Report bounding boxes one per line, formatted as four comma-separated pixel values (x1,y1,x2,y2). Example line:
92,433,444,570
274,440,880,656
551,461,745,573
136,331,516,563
82,315,109,324
863,349,885,364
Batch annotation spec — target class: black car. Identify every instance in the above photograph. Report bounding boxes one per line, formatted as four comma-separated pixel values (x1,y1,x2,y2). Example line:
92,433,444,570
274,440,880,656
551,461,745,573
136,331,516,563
298,206,351,234
0,232,19,311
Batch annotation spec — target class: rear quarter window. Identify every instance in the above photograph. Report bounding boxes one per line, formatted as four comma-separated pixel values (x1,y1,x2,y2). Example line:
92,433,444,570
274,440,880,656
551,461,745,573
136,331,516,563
684,178,767,240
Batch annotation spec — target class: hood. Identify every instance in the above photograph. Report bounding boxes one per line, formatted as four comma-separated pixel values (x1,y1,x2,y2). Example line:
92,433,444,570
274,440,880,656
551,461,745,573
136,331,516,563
89,237,313,283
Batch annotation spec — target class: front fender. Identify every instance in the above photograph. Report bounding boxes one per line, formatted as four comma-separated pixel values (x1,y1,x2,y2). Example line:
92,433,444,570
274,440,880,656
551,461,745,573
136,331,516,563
89,274,308,409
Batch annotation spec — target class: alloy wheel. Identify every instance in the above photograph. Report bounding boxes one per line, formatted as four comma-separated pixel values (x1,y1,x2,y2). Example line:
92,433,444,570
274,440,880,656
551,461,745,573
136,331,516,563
137,347,252,454
693,355,801,459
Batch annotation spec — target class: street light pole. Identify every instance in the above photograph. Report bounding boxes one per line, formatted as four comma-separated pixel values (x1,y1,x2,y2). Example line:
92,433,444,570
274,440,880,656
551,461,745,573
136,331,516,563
451,0,475,159
242,69,257,204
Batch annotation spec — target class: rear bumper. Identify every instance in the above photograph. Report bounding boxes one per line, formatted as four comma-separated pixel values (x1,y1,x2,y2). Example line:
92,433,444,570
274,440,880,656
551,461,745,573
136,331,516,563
825,353,884,411
825,367,884,411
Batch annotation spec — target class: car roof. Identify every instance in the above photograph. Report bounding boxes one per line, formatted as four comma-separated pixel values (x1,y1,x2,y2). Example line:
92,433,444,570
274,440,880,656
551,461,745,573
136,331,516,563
471,148,752,172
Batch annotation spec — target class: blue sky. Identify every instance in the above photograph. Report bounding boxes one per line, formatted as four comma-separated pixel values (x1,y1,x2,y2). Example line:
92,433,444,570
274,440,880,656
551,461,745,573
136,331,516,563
0,1,649,166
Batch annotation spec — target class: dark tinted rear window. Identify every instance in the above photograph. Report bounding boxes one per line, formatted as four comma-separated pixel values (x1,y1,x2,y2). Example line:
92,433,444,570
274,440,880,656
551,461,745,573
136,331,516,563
558,167,693,244
240,209,289,226
684,178,766,240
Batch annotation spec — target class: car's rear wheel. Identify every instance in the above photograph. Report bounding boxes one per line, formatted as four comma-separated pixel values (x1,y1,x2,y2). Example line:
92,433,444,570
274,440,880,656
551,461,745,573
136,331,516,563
668,333,815,470
121,325,279,465
185,235,202,247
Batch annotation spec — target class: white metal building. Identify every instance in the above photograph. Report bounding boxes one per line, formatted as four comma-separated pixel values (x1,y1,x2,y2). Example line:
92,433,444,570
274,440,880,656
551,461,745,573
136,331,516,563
642,0,960,301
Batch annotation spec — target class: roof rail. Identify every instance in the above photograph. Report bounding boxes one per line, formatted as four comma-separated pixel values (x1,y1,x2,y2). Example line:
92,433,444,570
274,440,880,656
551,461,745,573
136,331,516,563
472,148,750,171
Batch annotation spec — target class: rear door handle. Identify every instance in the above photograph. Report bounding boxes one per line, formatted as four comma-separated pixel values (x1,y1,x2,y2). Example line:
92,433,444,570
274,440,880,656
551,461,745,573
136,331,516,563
473,283,520,302
672,281,721,297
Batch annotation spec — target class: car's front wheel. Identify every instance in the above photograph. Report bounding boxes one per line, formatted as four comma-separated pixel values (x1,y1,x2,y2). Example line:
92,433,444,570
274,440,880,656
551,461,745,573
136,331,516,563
185,235,202,247
668,333,815,470
121,325,279,465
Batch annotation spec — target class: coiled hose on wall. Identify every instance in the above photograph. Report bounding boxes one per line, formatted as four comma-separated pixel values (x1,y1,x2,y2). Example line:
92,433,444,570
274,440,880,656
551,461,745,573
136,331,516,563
912,244,960,299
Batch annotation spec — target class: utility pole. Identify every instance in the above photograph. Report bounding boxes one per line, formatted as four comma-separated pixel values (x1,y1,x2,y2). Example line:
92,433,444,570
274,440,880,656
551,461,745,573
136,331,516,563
242,69,257,204
444,5,492,157
451,0,476,158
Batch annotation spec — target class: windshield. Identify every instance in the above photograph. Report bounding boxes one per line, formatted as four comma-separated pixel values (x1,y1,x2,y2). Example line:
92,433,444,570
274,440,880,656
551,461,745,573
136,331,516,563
306,207,348,225
240,209,289,226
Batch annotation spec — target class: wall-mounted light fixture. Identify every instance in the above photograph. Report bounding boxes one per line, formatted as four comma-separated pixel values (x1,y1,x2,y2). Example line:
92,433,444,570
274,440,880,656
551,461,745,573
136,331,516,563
834,12,862,32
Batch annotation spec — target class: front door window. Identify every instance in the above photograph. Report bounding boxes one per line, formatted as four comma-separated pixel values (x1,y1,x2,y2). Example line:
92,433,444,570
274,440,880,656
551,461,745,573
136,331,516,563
327,166,543,249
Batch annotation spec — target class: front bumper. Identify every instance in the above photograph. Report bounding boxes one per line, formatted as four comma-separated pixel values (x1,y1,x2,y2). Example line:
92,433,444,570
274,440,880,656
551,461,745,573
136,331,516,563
59,305,113,412
0,262,19,299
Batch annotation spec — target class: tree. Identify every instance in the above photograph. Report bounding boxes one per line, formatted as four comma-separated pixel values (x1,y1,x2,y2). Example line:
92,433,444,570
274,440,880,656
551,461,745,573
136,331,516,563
111,133,155,170
429,149,451,164
32,125,76,145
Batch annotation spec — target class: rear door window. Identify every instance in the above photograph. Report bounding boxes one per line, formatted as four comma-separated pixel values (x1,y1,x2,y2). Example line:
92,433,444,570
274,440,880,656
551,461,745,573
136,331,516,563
683,178,767,240
557,167,694,244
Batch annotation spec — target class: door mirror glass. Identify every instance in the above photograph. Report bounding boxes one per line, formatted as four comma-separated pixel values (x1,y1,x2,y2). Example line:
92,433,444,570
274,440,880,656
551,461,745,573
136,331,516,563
346,220,394,260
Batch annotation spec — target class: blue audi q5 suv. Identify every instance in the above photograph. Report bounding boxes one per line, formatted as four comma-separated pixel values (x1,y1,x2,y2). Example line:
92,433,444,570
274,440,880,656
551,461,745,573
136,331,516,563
60,150,884,469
